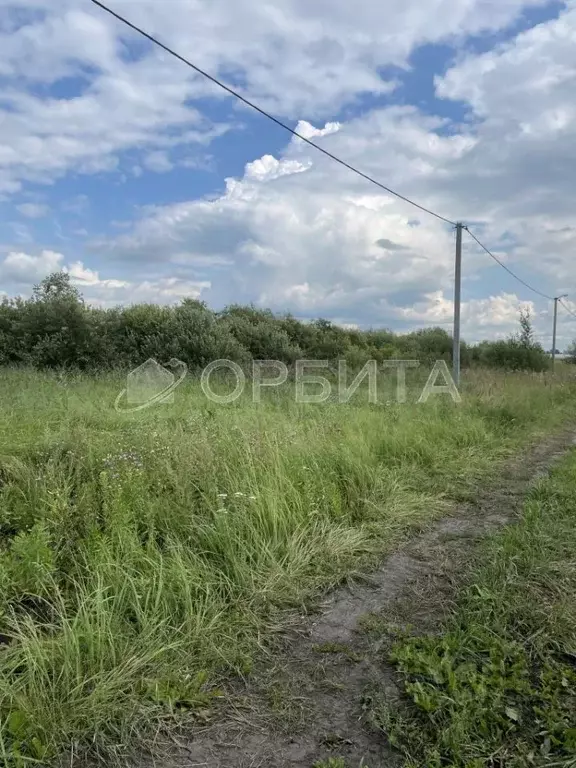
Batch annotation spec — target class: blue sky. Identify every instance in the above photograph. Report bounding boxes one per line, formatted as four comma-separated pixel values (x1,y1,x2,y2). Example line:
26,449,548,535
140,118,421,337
1,0,576,346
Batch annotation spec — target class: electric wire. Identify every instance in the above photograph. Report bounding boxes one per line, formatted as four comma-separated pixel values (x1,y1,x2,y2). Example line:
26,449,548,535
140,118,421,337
91,0,570,312
465,227,554,301
559,298,576,320
89,0,456,226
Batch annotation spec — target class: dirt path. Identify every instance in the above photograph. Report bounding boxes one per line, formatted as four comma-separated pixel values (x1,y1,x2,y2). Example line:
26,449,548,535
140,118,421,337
142,427,576,768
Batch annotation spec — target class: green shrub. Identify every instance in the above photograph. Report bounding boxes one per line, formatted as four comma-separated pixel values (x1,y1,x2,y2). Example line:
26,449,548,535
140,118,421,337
0,272,551,374
471,311,550,372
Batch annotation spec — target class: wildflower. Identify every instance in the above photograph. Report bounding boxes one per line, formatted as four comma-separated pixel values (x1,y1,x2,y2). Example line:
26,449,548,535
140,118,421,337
101,449,143,475
234,492,245,497
249,495,257,501
217,493,228,498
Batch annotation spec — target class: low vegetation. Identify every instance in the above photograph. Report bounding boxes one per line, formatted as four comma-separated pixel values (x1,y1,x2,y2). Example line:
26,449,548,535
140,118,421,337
312,758,349,768
0,271,552,372
373,448,576,767
0,366,574,765
0,269,570,764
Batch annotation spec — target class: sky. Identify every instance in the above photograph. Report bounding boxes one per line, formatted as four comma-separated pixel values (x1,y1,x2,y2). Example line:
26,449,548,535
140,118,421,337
1,0,576,347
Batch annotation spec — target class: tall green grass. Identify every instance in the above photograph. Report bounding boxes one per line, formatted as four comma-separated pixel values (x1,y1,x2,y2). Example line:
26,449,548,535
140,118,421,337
0,367,573,764
376,439,576,767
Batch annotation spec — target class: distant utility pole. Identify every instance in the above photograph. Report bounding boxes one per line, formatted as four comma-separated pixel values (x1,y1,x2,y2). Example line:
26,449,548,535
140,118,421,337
453,222,464,387
552,294,568,368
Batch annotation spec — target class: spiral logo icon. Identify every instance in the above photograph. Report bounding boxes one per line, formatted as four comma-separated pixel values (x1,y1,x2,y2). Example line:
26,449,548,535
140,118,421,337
115,358,187,413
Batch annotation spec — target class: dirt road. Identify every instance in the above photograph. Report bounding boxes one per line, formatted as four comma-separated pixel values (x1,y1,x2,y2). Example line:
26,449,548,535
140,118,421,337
140,427,576,768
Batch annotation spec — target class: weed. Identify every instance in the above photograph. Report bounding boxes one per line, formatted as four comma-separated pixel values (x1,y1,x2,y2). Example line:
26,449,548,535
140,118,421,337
313,642,363,661
312,758,371,768
371,450,576,767
0,367,573,763
265,679,310,729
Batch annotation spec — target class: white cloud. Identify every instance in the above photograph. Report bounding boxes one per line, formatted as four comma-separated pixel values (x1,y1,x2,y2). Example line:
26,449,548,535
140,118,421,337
2,0,576,345
94,107,479,326
0,249,64,283
61,195,90,214
398,290,542,340
9,222,34,243
71,267,211,308
67,261,104,286
244,154,311,182
16,202,50,218
294,120,341,141
0,5,229,195
0,250,210,306
96,0,576,339
0,0,551,195
143,151,174,173
94,0,548,118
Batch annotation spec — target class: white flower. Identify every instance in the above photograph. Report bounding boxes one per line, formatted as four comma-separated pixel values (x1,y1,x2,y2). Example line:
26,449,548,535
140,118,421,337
234,492,245,497
249,495,257,501
217,493,228,498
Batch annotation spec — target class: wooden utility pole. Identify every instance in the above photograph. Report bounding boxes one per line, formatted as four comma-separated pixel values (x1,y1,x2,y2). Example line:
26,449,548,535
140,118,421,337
552,294,568,368
453,223,464,387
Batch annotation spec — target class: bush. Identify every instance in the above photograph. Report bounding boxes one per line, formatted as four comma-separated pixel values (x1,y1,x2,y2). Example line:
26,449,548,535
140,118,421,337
0,271,549,374
219,305,302,362
470,310,550,373
565,341,576,365
473,339,550,372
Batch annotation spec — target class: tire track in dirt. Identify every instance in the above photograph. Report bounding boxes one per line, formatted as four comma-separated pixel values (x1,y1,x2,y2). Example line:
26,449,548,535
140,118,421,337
141,427,576,768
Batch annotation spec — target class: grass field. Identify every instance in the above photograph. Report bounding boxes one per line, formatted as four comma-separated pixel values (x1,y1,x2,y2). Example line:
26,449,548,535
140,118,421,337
374,443,576,768
0,366,574,765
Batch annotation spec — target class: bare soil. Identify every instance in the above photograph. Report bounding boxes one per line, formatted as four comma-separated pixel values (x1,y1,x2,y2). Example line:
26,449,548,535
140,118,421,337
140,427,576,768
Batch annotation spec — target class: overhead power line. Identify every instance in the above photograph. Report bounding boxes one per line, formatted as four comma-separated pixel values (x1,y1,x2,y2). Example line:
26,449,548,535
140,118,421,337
91,0,567,319
559,298,576,320
465,227,554,301
90,0,456,226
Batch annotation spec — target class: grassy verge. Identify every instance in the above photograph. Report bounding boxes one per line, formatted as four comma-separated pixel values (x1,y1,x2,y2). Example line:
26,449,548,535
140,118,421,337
373,446,576,767
0,367,574,765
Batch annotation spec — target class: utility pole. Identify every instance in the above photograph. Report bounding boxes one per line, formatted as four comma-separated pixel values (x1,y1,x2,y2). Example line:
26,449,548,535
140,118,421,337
552,294,568,369
453,222,463,387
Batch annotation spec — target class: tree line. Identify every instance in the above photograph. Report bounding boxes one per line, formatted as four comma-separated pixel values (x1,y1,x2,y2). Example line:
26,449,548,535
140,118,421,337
0,272,552,372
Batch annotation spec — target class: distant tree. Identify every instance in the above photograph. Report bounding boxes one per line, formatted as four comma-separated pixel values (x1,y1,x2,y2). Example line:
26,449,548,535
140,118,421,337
32,271,82,303
0,296,21,364
17,271,91,368
476,310,549,372
566,341,576,365
518,308,534,348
